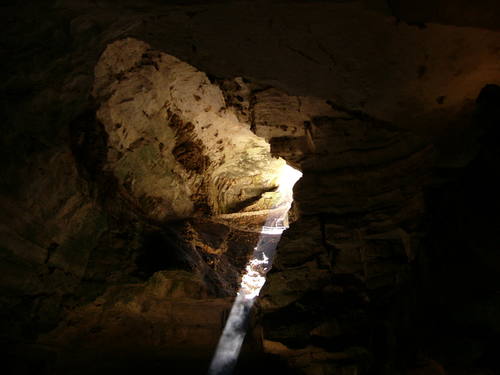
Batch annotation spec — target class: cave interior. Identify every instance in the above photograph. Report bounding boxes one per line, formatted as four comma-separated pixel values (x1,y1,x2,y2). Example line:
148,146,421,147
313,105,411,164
1,1,500,374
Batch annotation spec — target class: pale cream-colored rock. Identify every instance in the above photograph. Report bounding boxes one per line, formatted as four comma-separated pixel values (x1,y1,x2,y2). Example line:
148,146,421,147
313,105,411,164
93,38,287,221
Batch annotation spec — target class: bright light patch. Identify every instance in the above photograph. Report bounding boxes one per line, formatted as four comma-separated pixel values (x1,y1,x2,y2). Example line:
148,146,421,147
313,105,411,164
260,226,286,235
277,164,303,195
208,163,302,375
239,253,269,300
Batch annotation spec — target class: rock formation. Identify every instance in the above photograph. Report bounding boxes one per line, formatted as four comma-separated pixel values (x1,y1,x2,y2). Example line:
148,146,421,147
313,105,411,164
1,1,500,375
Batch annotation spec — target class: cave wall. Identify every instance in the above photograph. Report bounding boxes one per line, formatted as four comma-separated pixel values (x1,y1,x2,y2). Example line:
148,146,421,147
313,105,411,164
1,1,500,374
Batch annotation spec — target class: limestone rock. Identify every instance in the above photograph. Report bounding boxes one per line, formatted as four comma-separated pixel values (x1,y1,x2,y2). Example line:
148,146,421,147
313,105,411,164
93,38,287,221
2,2,500,374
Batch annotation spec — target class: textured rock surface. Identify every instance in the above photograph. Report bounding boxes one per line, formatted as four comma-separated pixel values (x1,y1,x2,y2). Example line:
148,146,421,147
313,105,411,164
1,1,500,375
246,89,431,372
93,38,286,220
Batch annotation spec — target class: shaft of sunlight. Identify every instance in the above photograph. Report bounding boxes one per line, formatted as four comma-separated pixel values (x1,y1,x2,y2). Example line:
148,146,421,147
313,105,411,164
207,164,302,375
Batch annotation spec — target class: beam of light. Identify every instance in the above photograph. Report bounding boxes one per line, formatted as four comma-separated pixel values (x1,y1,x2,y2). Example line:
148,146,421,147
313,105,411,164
208,164,302,375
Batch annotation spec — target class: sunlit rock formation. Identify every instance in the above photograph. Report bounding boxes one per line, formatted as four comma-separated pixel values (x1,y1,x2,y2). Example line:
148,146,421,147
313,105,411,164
92,38,287,221
1,1,500,375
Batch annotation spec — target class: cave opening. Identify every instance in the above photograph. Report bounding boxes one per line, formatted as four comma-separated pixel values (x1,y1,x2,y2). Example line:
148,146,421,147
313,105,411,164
88,37,307,374
208,164,302,375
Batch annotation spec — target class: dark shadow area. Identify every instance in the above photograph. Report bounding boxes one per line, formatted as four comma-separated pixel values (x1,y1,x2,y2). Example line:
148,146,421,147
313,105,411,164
419,84,500,373
133,230,192,279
